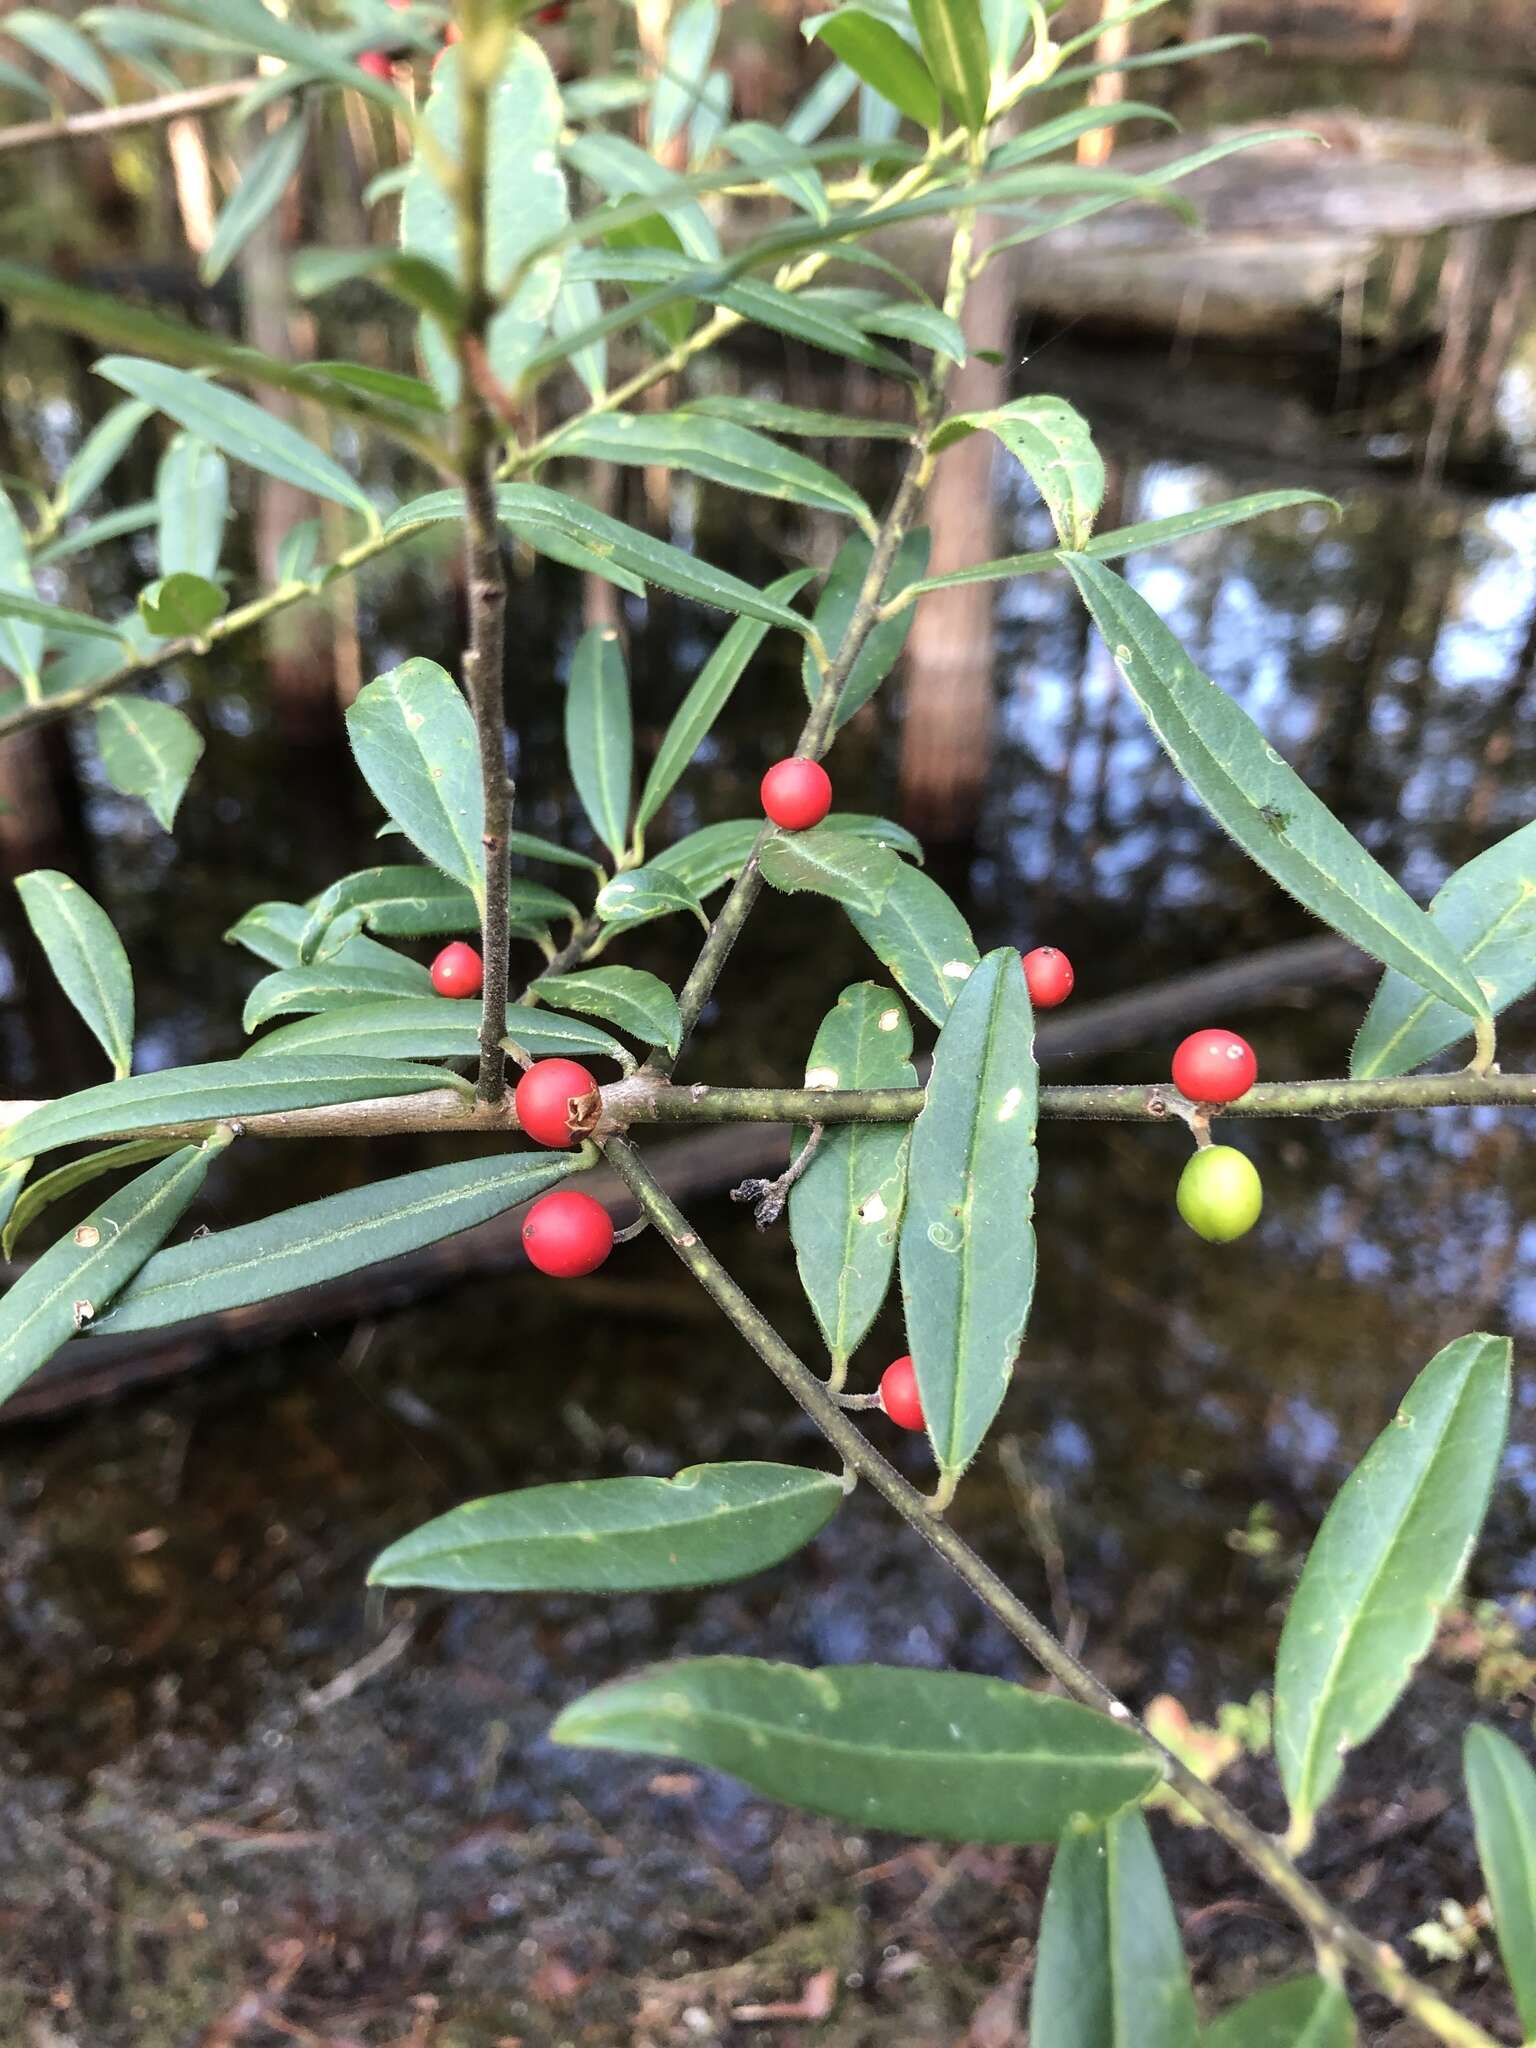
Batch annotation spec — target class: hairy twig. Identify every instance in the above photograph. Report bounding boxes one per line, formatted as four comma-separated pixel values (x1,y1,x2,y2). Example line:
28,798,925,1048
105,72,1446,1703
0,76,263,155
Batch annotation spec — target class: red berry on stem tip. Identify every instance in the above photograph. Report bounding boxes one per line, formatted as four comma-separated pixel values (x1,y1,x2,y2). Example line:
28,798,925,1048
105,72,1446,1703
522,1189,614,1277
1171,1028,1257,1105
431,941,483,999
1021,946,1074,1008
761,757,832,832
515,1058,597,1149
879,1355,925,1432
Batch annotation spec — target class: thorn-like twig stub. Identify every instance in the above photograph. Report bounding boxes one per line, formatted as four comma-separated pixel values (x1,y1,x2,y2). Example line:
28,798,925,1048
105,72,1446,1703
731,1123,826,1228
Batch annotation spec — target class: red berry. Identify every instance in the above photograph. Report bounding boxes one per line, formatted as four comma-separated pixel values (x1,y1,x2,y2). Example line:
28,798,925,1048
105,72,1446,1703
879,1355,925,1432
515,1058,597,1149
761,757,832,832
358,49,393,77
431,941,483,999
1171,1028,1258,1105
522,1189,614,1277
1021,946,1074,1008
536,2,568,19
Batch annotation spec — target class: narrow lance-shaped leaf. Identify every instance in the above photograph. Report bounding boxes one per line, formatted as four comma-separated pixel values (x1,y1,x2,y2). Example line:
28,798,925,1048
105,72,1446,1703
95,1152,581,1337
565,626,632,862
902,489,1332,597
939,394,1104,550
803,10,941,129
595,864,709,932
225,898,423,974
789,984,916,1376
1029,1809,1197,2048
53,398,152,519
156,432,228,581
720,118,830,220
201,106,310,286
679,393,915,442
0,1161,29,1244
94,696,204,834
908,0,992,127
532,967,682,1058
1274,1333,1511,1851
97,356,376,526
553,1659,1160,1842
0,1057,455,1168
298,866,481,961
2,1138,185,1261
242,957,432,1033
651,0,719,149
0,1138,226,1409
801,528,932,727
545,412,875,532
0,487,42,694
5,9,115,103
1464,1725,1536,2040
371,1463,841,1593
848,862,978,1024
1065,556,1491,1023
249,997,630,1071
760,828,900,918
346,659,486,904
15,870,135,1080
1353,817,1536,1078
636,569,816,838
900,948,1037,1486
401,39,568,404
1204,1976,1356,2048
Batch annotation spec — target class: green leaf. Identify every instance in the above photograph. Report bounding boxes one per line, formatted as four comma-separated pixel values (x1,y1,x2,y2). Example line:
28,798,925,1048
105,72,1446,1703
652,0,719,149
385,485,645,598
241,957,432,1033
155,438,225,578
908,0,991,127
0,488,42,691
402,38,567,405
636,570,817,837
690,67,731,161
595,862,709,932
789,984,915,1373
0,1161,30,1246
34,500,158,569
533,967,682,1057
551,276,606,399
15,869,134,1079
720,118,828,220
291,246,468,331
225,898,420,974
801,528,931,727
567,130,720,264
715,274,916,376
247,997,629,1070
94,1151,580,1337
679,394,915,442
94,695,204,832
0,55,51,105
1047,31,1265,91
346,659,486,904
96,356,375,525
650,818,760,898
553,1658,1159,1842
371,1462,840,1592
905,490,1335,597
1204,1977,1356,2048
987,100,1178,169
1274,1333,1512,1850
137,571,226,639
0,585,123,651
5,9,115,102
827,811,925,862
545,411,875,531
1352,819,1536,1078
2,1138,184,1261
899,948,1037,1485
853,297,966,362
1464,1725,1536,2039
53,397,151,519
1029,1809,1196,2048
1064,557,1490,1024
760,828,900,917
298,866,481,960
0,1140,225,1407
202,107,309,286
804,11,940,128
141,0,412,103
0,1057,454,1168
943,395,1103,550
847,862,978,1023
565,626,633,862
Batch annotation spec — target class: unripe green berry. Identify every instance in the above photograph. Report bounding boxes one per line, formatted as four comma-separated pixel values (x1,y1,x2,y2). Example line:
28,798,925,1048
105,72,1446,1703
1176,1145,1262,1242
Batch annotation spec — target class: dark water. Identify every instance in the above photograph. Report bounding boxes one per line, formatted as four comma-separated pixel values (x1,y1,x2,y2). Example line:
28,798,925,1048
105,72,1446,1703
2,72,1535,2048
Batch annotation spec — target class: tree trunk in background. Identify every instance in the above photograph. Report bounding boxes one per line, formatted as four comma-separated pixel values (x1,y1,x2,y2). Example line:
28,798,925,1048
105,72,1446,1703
897,217,1011,843
0,725,75,875
237,167,338,738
